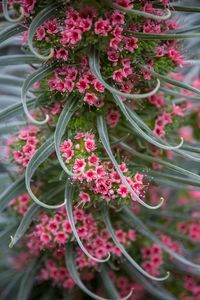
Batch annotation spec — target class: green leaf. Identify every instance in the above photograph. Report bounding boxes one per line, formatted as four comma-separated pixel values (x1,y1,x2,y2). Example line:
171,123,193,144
121,207,200,269
28,3,61,60
21,64,56,125
142,66,200,96
112,2,171,20
123,261,176,300
149,170,200,187
104,209,170,281
0,99,36,121
17,260,38,300
127,31,200,40
25,137,65,209
2,0,24,23
65,243,125,300
0,24,25,44
89,46,160,99
118,140,200,182
100,264,133,299
0,55,42,65
97,115,163,210
54,96,80,177
113,93,183,150
65,183,110,263
0,176,25,212
9,203,42,248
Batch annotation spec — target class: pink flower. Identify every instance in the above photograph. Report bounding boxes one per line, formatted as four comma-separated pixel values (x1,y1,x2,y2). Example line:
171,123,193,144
76,79,90,93
60,139,73,152
117,184,129,198
13,151,24,163
111,11,125,26
79,191,90,203
88,154,99,166
109,37,121,50
115,0,133,9
55,48,68,61
84,169,96,182
113,69,124,82
36,26,46,41
55,232,68,244
64,79,74,92
172,104,184,117
83,93,98,106
94,80,105,93
73,158,86,173
107,49,119,62
22,144,36,157
45,19,59,34
106,109,120,128
94,19,111,36
124,36,138,52
84,138,96,152
62,148,74,162
40,233,52,244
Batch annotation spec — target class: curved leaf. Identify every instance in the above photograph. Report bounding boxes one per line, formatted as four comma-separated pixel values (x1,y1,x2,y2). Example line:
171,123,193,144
21,64,56,125
127,31,200,40
2,0,24,22
65,243,130,300
0,176,25,212
54,97,81,177
150,170,200,188
0,55,42,65
123,261,176,300
112,3,171,20
0,24,25,44
9,203,42,248
141,66,200,97
65,183,110,263
28,4,61,60
113,93,183,150
0,98,36,121
89,46,160,100
97,115,163,210
104,209,170,281
100,264,133,299
118,140,200,183
17,260,38,300
25,137,65,209
122,207,200,269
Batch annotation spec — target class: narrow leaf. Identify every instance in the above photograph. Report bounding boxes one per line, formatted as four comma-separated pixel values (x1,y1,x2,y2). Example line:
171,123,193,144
104,209,170,281
54,97,80,177
89,46,160,99
97,115,163,210
21,64,56,125
122,207,200,269
65,243,129,300
0,55,42,65
0,24,25,44
0,98,36,121
9,203,42,248
0,176,25,212
65,183,110,263
113,93,183,150
28,4,61,60
25,137,65,209
17,260,38,300
123,261,176,300
100,264,133,299
2,0,24,22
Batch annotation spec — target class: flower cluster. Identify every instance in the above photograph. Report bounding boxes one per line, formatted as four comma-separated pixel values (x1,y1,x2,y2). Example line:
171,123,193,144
60,131,144,206
7,125,41,168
